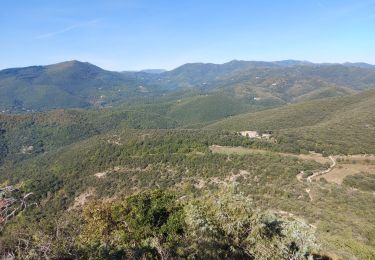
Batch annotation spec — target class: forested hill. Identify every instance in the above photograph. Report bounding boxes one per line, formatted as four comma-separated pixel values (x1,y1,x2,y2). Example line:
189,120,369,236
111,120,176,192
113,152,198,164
1,59,375,113
207,89,375,154
0,60,167,112
1,88,375,258
1,89,375,165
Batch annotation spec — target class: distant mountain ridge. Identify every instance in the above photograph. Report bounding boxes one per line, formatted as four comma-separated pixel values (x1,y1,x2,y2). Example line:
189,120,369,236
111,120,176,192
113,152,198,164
140,69,167,74
0,60,166,112
1,59,375,112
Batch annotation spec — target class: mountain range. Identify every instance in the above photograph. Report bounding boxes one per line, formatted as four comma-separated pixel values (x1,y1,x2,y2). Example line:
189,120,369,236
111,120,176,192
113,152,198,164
1,59,375,259
1,59,374,113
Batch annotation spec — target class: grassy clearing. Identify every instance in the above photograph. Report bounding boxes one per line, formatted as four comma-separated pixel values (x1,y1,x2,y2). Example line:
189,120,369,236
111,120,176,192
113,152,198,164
210,145,270,155
210,145,375,186
210,145,330,164
318,164,375,184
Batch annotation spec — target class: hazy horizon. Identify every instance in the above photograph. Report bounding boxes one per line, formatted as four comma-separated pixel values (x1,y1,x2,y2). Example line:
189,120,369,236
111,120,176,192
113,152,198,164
1,0,375,70
2,58,375,72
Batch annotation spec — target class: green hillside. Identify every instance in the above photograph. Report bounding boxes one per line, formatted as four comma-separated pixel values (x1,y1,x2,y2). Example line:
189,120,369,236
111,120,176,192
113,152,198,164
164,93,284,127
1,61,375,259
0,107,179,165
0,61,164,112
2,60,375,113
207,89,375,154
1,129,374,258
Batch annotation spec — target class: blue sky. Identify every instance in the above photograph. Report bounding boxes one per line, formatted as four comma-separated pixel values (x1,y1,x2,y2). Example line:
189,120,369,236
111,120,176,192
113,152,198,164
1,0,375,70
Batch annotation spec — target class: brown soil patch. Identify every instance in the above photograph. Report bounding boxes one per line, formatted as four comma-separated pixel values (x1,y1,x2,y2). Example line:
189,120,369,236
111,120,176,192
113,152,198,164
225,170,251,182
193,179,206,189
95,171,107,178
318,164,375,184
70,188,95,210
305,188,313,201
94,165,151,178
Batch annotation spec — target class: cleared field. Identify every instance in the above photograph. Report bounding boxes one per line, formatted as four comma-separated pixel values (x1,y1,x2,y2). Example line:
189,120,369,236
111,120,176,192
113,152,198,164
210,145,270,155
210,145,375,185
336,154,375,164
210,145,330,164
318,164,375,184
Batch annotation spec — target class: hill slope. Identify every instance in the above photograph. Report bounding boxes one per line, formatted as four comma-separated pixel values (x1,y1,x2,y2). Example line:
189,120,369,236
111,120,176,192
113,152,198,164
0,61,163,112
1,60,375,113
1,128,374,259
207,89,375,154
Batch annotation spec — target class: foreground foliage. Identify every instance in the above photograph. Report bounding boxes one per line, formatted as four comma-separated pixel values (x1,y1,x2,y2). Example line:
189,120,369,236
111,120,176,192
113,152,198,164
1,190,320,259
0,129,374,259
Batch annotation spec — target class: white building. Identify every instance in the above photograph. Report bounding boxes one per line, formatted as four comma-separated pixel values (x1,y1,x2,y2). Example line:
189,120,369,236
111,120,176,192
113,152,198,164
239,131,259,138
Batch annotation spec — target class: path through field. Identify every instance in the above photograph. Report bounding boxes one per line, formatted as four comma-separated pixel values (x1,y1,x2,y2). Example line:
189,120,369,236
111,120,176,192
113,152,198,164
307,156,336,182
210,145,375,184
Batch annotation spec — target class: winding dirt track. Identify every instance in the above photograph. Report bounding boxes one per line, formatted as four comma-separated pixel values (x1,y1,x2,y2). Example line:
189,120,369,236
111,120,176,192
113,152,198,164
307,156,336,182
209,145,336,183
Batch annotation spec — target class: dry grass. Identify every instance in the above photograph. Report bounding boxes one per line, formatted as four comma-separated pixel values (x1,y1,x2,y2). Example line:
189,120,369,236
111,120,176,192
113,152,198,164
70,188,95,210
296,152,330,164
210,145,330,164
210,145,375,186
94,165,152,179
210,145,269,155
318,164,375,184
94,171,107,178
336,154,375,164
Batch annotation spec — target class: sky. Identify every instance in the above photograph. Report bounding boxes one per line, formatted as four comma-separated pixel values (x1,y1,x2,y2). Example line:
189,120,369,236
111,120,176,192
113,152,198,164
1,0,375,70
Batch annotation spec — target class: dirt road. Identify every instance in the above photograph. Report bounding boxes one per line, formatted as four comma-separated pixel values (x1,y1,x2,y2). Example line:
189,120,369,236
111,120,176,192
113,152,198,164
307,156,336,182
